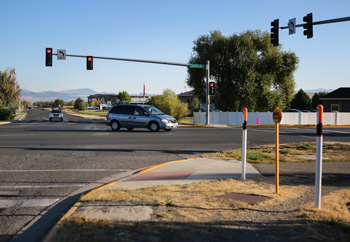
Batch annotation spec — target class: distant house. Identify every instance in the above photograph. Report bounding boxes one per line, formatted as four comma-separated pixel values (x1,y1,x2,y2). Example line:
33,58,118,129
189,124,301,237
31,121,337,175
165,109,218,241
87,94,151,107
320,87,350,112
177,90,194,105
178,90,198,112
87,94,118,107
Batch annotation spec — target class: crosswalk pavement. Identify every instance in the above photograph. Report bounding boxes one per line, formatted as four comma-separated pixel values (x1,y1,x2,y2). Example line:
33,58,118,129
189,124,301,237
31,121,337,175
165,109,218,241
0,199,59,208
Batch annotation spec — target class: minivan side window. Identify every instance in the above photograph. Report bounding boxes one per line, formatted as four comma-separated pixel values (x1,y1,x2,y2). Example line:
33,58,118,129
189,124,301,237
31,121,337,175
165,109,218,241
121,106,134,115
109,106,134,114
109,106,119,114
134,107,148,116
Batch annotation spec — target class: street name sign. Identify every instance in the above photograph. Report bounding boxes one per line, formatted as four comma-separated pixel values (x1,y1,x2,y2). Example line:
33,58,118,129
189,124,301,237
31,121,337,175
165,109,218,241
189,64,205,68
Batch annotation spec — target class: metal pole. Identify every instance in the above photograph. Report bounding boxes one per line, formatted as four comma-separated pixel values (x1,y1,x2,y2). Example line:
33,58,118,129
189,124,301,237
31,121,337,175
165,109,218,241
315,104,323,209
205,60,210,125
275,123,280,194
241,108,248,180
53,53,190,67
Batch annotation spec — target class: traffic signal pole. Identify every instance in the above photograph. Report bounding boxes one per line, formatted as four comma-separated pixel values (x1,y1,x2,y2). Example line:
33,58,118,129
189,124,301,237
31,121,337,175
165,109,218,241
279,16,350,30
51,53,191,67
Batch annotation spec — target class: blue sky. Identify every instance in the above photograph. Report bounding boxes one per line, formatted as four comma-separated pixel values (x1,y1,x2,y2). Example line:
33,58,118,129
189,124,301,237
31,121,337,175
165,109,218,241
1,0,349,95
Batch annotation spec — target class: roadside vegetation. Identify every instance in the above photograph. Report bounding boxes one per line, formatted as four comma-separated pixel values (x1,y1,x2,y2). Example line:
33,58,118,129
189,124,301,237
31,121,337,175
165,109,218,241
0,68,21,120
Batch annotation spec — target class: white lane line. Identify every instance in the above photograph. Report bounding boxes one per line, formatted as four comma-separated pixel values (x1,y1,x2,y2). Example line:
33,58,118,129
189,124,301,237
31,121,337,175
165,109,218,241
0,169,130,172
0,198,58,208
0,184,86,189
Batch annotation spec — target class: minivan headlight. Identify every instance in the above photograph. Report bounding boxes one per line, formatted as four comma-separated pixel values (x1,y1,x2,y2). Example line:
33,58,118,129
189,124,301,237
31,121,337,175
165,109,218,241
161,119,169,123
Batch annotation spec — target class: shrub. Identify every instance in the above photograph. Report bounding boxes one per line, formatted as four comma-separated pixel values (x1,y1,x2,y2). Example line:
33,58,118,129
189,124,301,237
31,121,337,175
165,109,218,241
0,108,13,120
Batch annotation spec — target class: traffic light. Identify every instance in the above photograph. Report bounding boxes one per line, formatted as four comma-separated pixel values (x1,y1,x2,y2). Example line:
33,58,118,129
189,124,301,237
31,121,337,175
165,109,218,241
303,13,313,39
270,19,279,46
209,82,215,95
45,48,52,66
87,56,93,70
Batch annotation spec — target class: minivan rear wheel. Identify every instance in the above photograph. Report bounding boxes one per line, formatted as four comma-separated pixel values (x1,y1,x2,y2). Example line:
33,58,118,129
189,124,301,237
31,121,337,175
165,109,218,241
149,122,160,132
111,121,121,131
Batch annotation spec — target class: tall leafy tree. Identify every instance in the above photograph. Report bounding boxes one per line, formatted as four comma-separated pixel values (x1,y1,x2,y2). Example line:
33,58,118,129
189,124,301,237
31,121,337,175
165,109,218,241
0,68,21,108
290,89,311,110
187,30,299,111
117,91,132,104
147,89,188,120
74,97,86,111
53,98,66,108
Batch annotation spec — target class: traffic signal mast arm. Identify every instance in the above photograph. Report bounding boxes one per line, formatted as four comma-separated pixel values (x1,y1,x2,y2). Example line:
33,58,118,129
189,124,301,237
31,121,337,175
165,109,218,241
51,53,192,67
279,16,350,30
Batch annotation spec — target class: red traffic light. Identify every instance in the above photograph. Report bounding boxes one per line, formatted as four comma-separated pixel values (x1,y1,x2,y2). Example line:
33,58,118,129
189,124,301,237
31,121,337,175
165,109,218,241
209,81,215,95
87,56,93,70
45,48,52,67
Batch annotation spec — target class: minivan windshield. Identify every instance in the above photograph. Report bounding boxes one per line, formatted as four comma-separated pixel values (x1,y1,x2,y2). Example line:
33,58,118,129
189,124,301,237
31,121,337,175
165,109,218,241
143,106,164,115
51,109,62,113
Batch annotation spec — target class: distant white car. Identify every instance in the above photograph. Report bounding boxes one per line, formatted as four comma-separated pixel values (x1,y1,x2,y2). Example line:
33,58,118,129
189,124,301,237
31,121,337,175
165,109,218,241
87,106,99,110
49,109,63,121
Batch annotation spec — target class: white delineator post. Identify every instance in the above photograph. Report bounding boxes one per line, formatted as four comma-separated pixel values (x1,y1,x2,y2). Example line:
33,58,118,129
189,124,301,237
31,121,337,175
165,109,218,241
241,108,248,180
315,104,323,209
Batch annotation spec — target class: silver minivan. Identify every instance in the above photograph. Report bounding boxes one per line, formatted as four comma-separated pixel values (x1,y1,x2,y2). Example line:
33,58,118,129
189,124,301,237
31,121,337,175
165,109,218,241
106,104,178,132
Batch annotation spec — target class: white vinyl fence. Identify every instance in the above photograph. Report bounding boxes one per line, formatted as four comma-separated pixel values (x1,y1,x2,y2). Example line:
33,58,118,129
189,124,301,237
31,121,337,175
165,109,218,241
193,111,350,126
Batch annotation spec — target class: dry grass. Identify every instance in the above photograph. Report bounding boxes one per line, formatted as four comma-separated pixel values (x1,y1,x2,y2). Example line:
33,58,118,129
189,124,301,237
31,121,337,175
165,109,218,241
299,188,350,224
204,142,350,164
80,177,302,214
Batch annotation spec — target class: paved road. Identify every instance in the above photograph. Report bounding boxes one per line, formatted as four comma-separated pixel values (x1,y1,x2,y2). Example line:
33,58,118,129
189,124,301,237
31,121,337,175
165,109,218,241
0,108,349,241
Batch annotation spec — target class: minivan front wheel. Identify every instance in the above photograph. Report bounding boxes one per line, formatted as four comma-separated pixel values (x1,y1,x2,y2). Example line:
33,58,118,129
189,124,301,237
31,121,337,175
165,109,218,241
149,122,160,132
111,121,121,131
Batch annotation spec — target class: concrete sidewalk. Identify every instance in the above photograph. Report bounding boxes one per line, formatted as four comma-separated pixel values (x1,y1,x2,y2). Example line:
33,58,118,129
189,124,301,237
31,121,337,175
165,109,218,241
60,158,261,223
104,157,261,190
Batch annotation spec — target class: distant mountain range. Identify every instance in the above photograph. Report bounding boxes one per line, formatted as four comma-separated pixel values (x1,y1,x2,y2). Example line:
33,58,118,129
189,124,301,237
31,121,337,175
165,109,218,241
20,88,153,103
21,88,335,103
21,88,99,102
303,88,334,93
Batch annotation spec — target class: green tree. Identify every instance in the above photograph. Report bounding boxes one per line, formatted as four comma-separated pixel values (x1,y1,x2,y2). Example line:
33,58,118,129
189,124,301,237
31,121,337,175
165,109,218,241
53,98,66,108
21,100,31,109
187,30,298,111
91,100,100,106
74,97,87,111
147,89,188,120
68,100,75,107
311,91,328,109
0,68,21,108
191,96,200,111
117,91,132,104
290,89,311,110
